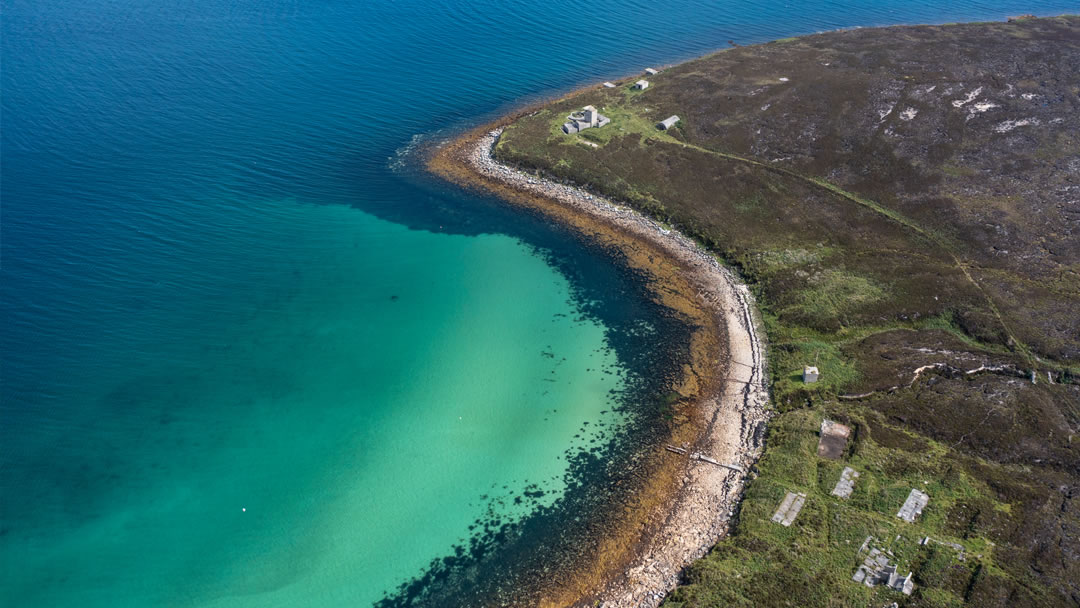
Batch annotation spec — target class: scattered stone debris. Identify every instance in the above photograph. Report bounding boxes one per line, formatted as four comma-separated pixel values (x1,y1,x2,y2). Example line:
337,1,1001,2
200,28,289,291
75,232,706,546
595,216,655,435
803,365,819,383
994,117,1040,132
831,466,859,498
921,535,965,559
634,79,649,90
951,86,984,108
562,105,611,134
771,491,807,526
817,419,850,459
897,488,930,522
657,115,680,130
852,537,915,595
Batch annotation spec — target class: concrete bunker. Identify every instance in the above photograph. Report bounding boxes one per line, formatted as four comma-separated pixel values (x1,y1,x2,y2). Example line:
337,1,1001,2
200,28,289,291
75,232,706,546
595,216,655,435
562,105,611,135
657,115,680,130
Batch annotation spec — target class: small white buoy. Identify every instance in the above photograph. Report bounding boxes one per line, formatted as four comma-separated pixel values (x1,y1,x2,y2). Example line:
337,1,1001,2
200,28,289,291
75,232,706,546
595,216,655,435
242,507,246,512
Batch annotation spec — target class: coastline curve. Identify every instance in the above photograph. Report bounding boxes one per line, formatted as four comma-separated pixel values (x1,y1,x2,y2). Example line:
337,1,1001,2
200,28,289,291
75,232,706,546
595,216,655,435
428,124,770,606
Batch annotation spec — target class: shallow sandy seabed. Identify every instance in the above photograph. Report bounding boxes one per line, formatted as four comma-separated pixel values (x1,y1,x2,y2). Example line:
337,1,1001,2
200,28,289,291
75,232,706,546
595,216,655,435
429,123,771,607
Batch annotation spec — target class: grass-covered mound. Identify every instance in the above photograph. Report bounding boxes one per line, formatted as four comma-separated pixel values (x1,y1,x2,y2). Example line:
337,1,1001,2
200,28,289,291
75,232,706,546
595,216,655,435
496,16,1080,607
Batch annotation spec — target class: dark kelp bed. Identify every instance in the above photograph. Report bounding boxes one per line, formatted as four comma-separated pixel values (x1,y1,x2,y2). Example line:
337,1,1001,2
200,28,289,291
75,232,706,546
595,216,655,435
492,16,1080,607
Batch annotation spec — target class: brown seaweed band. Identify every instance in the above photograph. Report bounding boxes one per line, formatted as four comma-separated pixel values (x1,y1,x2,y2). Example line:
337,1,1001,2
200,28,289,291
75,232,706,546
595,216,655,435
427,119,770,607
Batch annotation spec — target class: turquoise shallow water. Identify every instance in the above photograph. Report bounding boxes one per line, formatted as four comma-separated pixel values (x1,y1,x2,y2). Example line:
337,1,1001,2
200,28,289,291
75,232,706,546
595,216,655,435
2,0,1076,605
3,200,636,606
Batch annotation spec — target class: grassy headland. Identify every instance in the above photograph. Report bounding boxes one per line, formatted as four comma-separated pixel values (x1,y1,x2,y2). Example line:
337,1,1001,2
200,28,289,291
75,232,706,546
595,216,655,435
492,16,1079,607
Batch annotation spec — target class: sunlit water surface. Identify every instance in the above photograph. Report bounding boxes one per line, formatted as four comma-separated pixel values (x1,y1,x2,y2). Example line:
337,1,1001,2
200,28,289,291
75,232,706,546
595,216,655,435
2,0,1074,604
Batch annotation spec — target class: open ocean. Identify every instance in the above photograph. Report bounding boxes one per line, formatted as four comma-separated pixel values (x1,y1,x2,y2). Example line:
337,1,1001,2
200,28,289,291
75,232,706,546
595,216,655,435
2,0,1075,605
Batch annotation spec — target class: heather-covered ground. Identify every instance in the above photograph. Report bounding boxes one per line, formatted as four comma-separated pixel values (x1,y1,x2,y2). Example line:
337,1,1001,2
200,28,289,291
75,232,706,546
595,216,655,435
495,16,1079,607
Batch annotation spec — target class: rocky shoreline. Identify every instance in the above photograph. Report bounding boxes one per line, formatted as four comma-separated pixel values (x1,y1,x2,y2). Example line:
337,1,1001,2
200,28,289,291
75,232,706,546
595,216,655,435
437,127,771,607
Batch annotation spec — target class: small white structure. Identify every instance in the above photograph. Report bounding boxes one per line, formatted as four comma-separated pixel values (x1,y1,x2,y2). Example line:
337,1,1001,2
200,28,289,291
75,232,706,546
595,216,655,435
657,115,680,130
803,365,819,383
897,489,930,523
562,105,611,134
602,81,616,88
645,67,659,75
634,79,649,90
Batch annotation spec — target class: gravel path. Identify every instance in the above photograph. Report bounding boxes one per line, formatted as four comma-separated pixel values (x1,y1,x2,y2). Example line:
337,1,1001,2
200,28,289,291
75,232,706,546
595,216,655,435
463,129,771,608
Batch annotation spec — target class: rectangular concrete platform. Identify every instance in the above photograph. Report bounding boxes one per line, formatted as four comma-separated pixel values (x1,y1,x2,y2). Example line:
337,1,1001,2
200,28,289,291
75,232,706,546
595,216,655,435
771,491,807,526
832,467,860,499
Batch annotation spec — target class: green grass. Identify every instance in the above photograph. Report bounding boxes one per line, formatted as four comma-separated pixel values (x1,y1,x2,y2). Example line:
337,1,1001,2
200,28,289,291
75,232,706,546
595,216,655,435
781,269,887,329
767,334,861,404
491,19,1080,606
664,402,1032,608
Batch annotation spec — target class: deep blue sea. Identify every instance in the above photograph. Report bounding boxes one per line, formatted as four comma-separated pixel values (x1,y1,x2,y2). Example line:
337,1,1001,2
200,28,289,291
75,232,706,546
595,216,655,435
2,0,1075,605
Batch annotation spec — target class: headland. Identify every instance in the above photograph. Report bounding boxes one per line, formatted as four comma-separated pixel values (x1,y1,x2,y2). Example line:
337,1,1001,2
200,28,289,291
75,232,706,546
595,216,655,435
430,121,770,607
430,15,1079,607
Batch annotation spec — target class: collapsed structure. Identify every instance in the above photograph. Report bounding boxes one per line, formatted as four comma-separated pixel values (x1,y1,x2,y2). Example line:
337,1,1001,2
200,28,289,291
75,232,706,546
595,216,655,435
897,489,930,522
831,466,859,498
817,419,851,459
852,539,915,595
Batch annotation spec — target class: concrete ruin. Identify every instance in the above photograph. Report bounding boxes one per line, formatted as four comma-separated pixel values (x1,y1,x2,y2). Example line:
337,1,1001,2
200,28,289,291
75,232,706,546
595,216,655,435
897,488,930,522
645,67,659,75
634,79,649,90
562,105,611,134
657,115,680,130
817,419,851,459
921,535,965,559
602,81,616,88
803,365,819,383
831,466,859,499
771,491,807,526
852,539,915,595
